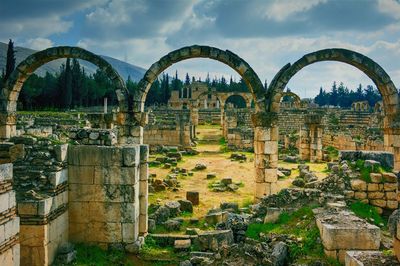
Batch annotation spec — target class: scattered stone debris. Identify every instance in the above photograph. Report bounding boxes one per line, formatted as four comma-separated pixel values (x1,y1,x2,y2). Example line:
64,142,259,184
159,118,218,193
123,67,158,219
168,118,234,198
186,191,200,205
209,178,241,192
230,153,247,162
193,163,207,171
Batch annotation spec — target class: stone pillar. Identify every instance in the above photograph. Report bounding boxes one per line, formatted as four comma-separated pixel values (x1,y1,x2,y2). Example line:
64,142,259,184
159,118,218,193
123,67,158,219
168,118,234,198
204,99,207,109
384,127,400,171
0,163,19,266
68,145,141,251
299,125,310,160
139,145,149,236
0,113,17,139
300,114,323,162
252,112,279,202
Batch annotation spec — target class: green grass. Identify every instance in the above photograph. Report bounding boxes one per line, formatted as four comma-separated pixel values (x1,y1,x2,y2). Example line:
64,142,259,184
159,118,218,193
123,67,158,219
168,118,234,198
219,137,229,153
241,197,254,208
350,201,385,227
56,243,132,266
246,206,341,265
352,159,389,183
140,236,188,262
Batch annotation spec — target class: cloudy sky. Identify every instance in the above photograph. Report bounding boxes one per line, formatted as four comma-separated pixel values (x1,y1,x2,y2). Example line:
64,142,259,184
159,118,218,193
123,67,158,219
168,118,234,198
1,0,400,97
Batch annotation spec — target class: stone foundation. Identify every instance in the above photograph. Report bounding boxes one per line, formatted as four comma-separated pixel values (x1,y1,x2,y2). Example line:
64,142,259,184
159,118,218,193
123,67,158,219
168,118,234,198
0,163,19,266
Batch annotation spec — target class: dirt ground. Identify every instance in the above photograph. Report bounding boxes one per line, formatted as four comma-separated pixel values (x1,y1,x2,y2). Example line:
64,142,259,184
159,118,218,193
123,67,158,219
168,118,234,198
149,124,328,218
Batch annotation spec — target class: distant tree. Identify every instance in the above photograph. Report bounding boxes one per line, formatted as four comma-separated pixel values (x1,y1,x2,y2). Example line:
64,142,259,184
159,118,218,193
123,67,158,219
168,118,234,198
185,73,190,85
5,39,16,81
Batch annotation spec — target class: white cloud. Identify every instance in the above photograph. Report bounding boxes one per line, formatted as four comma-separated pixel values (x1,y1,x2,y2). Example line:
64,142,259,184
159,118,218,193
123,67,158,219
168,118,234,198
24,38,54,50
265,0,327,22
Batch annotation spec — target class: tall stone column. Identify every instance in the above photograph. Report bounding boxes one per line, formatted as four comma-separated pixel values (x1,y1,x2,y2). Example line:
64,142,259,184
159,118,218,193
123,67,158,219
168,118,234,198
139,145,149,236
116,111,147,145
252,112,279,202
300,114,323,162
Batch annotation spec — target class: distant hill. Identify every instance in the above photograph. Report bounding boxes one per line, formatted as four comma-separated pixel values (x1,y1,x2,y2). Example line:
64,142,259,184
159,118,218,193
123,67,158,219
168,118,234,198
0,42,146,82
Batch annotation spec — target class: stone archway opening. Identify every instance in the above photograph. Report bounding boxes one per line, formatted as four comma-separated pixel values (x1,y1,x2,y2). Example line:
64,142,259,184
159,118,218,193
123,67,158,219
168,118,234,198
224,94,247,109
259,48,400,201
0,46,130,139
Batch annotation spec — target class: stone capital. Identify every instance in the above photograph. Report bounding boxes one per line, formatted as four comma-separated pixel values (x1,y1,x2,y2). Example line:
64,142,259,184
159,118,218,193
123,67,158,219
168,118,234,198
251,112,278,128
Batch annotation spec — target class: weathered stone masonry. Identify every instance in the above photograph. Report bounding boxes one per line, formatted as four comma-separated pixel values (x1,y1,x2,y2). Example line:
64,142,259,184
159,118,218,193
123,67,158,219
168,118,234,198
0,163,19,266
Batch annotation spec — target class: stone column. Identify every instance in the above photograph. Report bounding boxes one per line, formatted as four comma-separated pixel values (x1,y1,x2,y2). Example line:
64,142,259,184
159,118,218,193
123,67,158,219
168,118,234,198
309,124,323,162
299,125,311,160
139,145,149,236
116,111,147,145
384,127,400,171
252,112,279,202
0,112,16,139
300,114,323,162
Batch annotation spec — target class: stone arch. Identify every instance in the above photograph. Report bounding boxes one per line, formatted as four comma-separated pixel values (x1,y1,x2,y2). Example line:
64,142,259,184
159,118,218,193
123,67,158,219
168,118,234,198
222,93,250,109
136,45,264,113
0,46,129,139
267,48,399,120
280,91,301,108
195,90,223,109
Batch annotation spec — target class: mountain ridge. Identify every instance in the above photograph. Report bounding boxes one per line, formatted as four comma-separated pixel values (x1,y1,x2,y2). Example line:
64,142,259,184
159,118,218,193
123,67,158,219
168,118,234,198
0,42,146,82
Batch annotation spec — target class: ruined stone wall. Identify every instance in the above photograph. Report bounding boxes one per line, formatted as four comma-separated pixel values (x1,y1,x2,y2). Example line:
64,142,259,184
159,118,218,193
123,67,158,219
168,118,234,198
224,110,253,151
348,172,398,214
144,109,192,148
0,163,19,266
9,136,69,265
68,143,147,251
198,109,221,125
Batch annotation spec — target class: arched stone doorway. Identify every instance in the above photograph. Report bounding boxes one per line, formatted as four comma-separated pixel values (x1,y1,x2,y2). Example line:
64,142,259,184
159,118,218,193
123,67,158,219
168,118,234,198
136,45,265,114
259,48,400,200
0,46,130,139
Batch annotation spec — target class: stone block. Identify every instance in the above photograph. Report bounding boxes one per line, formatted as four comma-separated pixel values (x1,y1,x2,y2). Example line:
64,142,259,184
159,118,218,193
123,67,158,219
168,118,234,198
383,172,397,183
48,169,68,187
85,222,122,243
4,217,19,240
68,165,95,184
384,183,397,191
54,144,68,162
20,223,49,246
0,163,12,181
387,200,398,209
122,222,139,242
367,183,380,191
18,201,38,216
370,199,386,208
37,197,53,216
350,179,367,191
264,169,277,183
316,210,380,251
68,145,122,166
386,191,397,200
370,173,382,183
354,192,367,200
123,146,139,167
367,192,384,199
264,141,278,155
186,191,199,205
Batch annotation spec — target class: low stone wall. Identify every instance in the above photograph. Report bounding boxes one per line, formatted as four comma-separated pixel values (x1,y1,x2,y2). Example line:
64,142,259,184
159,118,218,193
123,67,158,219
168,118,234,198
144,109,193,149
347,172,398,214
69,128,118,146
0,163,19,266
198,109,221,125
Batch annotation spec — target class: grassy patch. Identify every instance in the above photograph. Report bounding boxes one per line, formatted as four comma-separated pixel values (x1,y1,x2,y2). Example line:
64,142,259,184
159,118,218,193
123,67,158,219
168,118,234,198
140,236,188,262
219,137,229,153
246,206,340,265
324,146,339,161
350,201,385,227
58,243,132,266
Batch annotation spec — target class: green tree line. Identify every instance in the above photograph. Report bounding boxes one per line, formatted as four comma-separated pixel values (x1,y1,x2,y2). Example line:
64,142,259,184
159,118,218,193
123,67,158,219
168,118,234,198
314,82,381,107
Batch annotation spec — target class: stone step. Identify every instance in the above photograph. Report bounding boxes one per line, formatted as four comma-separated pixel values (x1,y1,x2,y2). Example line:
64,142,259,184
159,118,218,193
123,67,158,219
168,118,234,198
345,250,400,266
314,208,381,263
